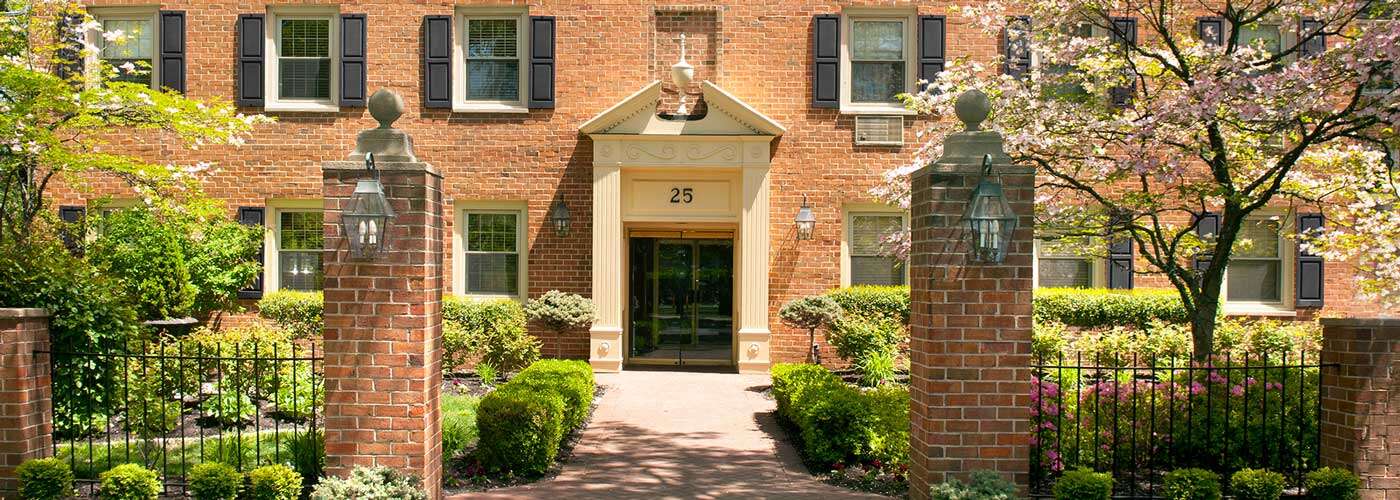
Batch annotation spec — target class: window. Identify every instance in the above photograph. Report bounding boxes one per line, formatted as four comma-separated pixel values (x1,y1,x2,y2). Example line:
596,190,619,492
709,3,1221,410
86,10,158,87
277,211,323,291
840,10,917,114
1034,240,1098,288
1239,23,1283,58
264,9,339,111
453,9,528,112
1226,218,1284,303
846,212,906,286
461,210,523,296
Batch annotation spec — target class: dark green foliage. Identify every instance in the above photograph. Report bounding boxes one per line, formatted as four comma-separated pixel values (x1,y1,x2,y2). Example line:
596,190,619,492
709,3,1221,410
1163,468,1222,500
245,464,302,500
282,430,325,489
182,214,263,318
769,363,910,468
823,285,911,325
96,463,161,500
825,318,905,377
309,466,426,500
443,296,539,372
779,295,843,331
1052,468,1113,500
1231,469,1286,500
187,462,241,500
88,207,196,320
16,458,75,500
476,385,566,476
1033,287,1189,328
256,290,323,338
1304,467,1360,500
929,470,1017,500
796,382,879,465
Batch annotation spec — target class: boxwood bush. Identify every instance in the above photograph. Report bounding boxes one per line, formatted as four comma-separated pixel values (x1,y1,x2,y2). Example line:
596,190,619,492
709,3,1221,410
1231,468,1286,500
16,457,74,500
245,464,302,500
1163,468,1221,500
475,359,595,476
257,290,323,338
823,285,910,325
1052,468,1113,500
1033,287,1189,328
187,462,241,500
97,463,161,500
769,363,910,468
443,296,539,372
1304,467,1360,500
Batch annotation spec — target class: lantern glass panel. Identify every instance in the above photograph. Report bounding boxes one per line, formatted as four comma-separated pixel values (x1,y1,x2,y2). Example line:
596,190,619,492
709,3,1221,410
342,179,396,259
964,179,1018,263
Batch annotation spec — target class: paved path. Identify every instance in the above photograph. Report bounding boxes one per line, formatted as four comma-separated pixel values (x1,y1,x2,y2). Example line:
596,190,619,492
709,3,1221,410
456,370,884,500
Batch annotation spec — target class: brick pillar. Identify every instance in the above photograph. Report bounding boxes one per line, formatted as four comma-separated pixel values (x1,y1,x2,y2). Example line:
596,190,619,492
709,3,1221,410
1319,317,1400,498
909,91,1034,498
0,308,52,495
321,157,443,499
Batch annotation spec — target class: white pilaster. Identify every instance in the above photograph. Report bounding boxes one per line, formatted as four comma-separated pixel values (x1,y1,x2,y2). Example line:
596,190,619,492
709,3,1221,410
737,164,772,374
590,161,625,372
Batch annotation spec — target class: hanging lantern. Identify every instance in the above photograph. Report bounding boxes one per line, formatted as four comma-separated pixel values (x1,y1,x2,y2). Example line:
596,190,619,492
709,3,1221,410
964,154,1018,264
550,201,571,237
795,195,816,241
342,152,396,260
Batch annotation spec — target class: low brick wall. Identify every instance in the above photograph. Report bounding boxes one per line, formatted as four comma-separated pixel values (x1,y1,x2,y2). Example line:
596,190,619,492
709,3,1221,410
1319,317,1400,498
0,308,51,495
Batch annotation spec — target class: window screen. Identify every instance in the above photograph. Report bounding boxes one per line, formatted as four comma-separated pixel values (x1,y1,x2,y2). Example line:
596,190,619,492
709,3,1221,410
278,19,331,100
465,18,520,101
465,212,520,295
849,214,905,286
1227,219,1283,302
99,18,154,85
1037,243,1093,288
850,20,905,103
279,211,323,291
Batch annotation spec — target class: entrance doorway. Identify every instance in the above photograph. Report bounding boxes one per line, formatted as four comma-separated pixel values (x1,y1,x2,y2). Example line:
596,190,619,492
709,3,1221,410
627,234,734,366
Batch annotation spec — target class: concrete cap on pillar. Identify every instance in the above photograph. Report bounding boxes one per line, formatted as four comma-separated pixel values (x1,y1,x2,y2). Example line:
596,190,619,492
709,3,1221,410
937,89,1010,165
350,89,417,162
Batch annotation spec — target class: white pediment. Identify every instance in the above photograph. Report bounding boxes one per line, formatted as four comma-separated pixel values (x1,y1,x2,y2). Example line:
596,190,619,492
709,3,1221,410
579,81,786,137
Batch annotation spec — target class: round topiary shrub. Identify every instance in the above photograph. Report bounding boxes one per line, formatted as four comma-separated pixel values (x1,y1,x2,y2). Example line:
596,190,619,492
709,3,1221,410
245,464,302,500
16,457,74,500
1163,468,1221,500
1231,468,1286,500
1053,468,1113,500
1305,467,1360,500
187,462,242,500
97,463,161,500
524,290,598,334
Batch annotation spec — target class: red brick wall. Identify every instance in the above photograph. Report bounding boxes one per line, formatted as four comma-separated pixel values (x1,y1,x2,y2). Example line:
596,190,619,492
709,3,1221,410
1319,317,1400,498
0,309,52,495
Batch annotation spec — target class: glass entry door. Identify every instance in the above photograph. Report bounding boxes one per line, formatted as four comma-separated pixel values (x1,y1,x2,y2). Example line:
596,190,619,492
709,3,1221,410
627,236,734,366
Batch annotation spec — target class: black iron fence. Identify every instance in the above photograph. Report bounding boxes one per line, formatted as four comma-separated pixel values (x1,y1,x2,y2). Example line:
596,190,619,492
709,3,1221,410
37,338,324,495
1030,350,1335,498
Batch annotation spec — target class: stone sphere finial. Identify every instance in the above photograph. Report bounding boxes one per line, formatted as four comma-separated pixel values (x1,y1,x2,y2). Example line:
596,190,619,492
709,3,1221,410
954,89,992,132
368,89,404,129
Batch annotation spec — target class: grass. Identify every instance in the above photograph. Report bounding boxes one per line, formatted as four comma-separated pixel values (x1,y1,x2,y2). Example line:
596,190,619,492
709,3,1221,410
55,430,305,480
442,393,481,463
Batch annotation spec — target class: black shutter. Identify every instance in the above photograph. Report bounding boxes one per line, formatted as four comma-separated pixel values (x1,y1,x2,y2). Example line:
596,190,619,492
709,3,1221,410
528,16,556,108
917,15,946,90
339,14,367,107
1004,16,1032,79
236,14,265,107
58,205,86,256
1109,17,1138,107
1194,212,1220,278
1296,213,1325,307
237,207,266,299
1107,239,1134,289
423,15,452,108
157,11,186,93
1299,18,1326,58
812,14,839,108
55,12,85,80
1197,16,1226,46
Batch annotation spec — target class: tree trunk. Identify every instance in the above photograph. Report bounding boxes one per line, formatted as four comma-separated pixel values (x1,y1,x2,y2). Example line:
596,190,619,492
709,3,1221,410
1190,303,1218,362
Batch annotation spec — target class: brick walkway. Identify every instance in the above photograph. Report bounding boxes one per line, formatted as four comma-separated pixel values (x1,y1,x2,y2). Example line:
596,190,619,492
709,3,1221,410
455,370,884,500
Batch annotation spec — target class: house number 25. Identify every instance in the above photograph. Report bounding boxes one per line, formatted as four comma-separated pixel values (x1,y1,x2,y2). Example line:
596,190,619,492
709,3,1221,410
669,187,694,204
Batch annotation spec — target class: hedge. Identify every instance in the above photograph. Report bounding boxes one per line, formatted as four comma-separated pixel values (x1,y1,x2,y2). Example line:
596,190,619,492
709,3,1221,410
475,359,594,476
823,285,910,326
443,296,539,372
257,290,323,338
770,363,910,467
1033,288,1189,328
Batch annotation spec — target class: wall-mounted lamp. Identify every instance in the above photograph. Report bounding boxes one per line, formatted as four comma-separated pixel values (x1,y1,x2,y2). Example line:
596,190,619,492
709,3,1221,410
342,152,396,260
795,195,816,241
964,154,1018,264
550,201,571,237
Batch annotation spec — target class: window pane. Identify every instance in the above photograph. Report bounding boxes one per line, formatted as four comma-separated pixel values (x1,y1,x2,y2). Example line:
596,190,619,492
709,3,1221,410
279,251,323,291
1039,259,1092,288
852,21,903,60
850,214,902,256
279,58,331,99
1228,260,1281,302
105,58,152,85
1239,24,1281,56
100,19,153,59
280,212,323,251
280,20,329,58
1235,219,1280,258
466,253,518,295
467,60,520,100
852,62,904,103
851,256,904,286
467,213,517,252
467,19,517,58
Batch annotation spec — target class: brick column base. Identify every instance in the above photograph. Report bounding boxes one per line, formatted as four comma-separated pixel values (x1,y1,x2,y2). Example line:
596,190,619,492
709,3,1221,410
1319,317,1400,498
0,308,52,495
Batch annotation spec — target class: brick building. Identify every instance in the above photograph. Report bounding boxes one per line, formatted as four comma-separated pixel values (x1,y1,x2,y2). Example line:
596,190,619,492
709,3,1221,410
52,0,1391,373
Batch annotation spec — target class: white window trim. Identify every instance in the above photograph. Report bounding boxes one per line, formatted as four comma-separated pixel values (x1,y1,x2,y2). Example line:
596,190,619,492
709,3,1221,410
264,7,340,112
453,200,528,300
452,7,529,114
1222,212,1296,316
85,8,160,90
265,199,324,293
1032,239,1108,289
839,8,918,116
840,205,910,287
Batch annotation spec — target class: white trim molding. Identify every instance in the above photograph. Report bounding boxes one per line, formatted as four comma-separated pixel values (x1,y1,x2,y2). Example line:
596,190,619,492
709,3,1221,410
840,204,910,287
839,7,918,115
264,199,324,293
452,7,530,113
263,7,340,112
451,200,529,300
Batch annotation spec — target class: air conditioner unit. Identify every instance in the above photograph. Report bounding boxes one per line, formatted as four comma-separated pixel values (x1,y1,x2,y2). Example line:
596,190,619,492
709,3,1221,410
854,115,904,146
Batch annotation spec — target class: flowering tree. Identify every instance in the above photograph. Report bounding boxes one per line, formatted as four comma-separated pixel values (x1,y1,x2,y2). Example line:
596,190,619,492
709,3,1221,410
880,0,1399,357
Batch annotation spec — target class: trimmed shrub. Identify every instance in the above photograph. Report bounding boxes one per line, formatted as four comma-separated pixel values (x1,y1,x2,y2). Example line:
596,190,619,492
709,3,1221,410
1033,287,1189,328
16,458,75,500
929,470,1017,500
97,463,161,500
770,363,910,468
245,464,302,500
443,296,539,372
779,295,843,332
864,384,910,466
825,317,905,370
1163,468,1222,500
1304,467,1360,500
1230,468,1286,500
257,290,323,338
795,382,878,465
824,285,910,325
770,363,842,422
512,359,595,429
310,466,426,500
475,385,566,476
524,290,597,333
187,462,241,500
1052,468,1113,500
